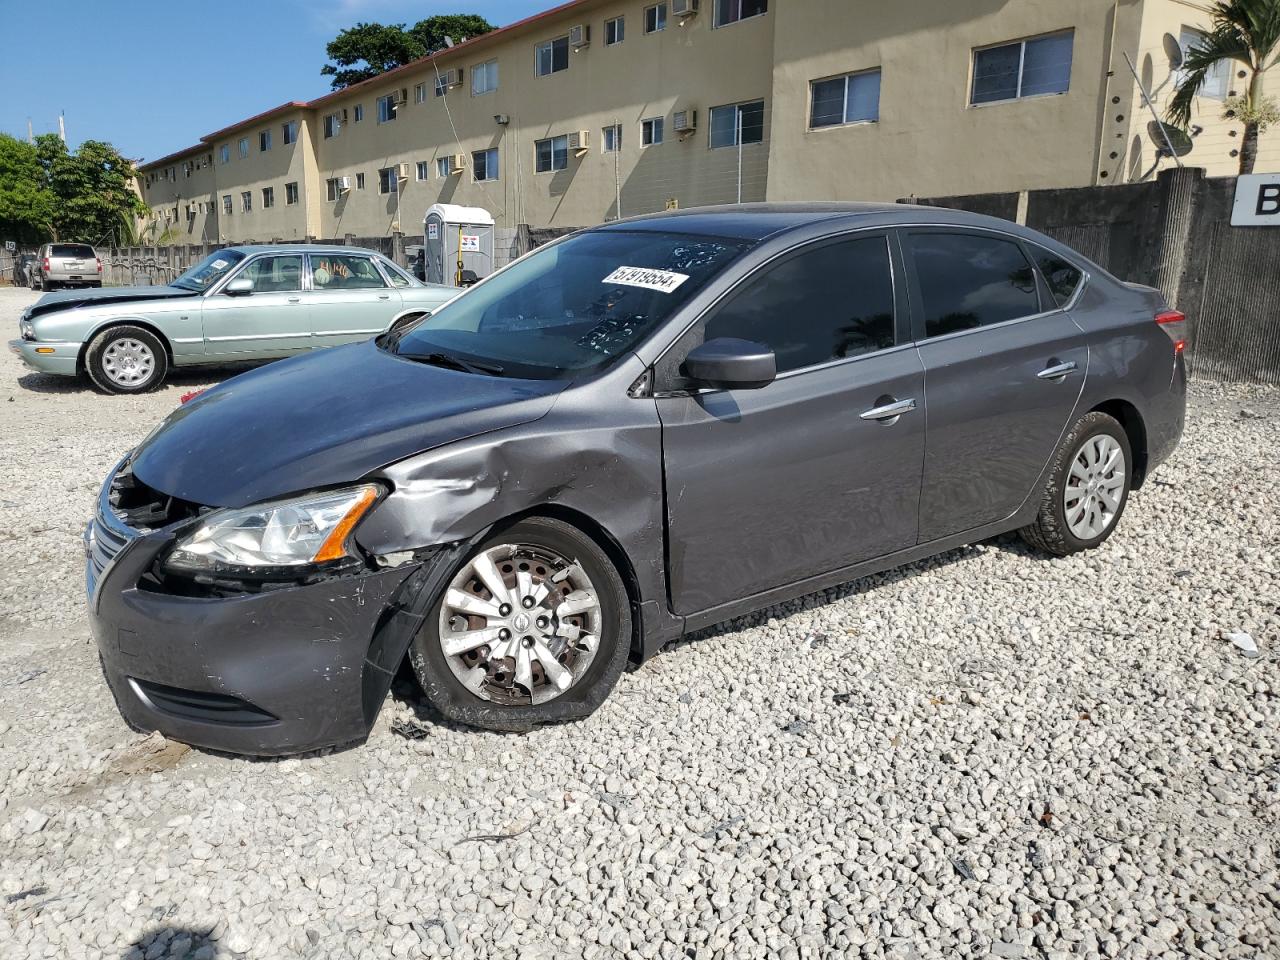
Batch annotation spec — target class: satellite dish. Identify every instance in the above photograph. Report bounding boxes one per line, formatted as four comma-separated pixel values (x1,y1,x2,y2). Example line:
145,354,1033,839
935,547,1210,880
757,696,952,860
1163,33,1184,70
443,35,455,48
1149,120,1194,158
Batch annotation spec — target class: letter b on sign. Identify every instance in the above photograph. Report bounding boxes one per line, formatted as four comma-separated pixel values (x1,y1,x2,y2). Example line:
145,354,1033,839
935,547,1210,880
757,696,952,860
1232,174,1280,225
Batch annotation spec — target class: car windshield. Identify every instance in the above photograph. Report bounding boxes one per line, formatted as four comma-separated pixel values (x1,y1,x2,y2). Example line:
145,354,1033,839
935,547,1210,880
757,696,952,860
389,229,751,379
171,250,247,291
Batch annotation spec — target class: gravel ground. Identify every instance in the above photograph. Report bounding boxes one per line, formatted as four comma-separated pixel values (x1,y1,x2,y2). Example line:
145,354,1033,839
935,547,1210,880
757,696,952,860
0,283,1277,960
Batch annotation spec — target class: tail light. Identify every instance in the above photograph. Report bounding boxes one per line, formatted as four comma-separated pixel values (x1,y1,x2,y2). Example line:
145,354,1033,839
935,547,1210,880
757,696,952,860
1156,309,1187,354
96,257,103,274
42,257,50,272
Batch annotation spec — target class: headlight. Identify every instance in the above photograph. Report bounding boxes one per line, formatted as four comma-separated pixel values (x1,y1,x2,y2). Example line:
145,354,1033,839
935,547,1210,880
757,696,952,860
20,319,34,340
163,485,380,577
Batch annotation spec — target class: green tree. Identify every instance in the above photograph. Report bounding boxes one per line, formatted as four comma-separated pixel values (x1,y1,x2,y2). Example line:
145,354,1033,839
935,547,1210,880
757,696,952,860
1167,0,1280,174
0,134,56,244
321,14,495,90
33,134,148,246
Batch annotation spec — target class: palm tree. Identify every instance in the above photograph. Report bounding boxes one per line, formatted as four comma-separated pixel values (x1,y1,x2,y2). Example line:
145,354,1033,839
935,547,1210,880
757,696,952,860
1167,0,1280,175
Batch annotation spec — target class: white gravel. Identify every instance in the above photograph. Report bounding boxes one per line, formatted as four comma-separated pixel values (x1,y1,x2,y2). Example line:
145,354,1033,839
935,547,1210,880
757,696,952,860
0,283,1277,960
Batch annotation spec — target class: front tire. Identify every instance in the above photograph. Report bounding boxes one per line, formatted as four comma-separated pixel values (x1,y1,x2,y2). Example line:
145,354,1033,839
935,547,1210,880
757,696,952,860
1020,411,1132,556
410,517,631,731
85,325,169,394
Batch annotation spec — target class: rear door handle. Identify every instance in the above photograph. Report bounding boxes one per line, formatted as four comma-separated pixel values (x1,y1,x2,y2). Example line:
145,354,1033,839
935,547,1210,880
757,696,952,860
1037,360,1078,381
287,296,301,303
859,398,917,422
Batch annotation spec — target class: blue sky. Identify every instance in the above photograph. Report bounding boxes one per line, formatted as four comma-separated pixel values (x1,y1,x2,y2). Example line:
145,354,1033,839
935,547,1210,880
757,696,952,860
1,1,550,162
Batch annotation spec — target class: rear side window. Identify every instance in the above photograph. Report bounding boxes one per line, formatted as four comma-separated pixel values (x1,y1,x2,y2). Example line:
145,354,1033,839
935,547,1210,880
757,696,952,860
311,255,387,290
52,244,95,258
1033,250,1083,307
703,236,897,373
907,233,1040,338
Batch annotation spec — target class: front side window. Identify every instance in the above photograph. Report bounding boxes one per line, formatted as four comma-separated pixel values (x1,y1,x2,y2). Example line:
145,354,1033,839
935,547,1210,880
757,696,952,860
171,249,246,291
1178,27,1230,100
311,254,387,290
377,94,398,123
642,117,664,146
644,3,667,33
472,59,499,94
416,160,429,180
238,255,302,293
259,130,272,152
704,236,895,373
709,100,764,148
473,148,499,181
324,114,340,138
535,135,569,172
605,16,625,45
908,232,1041,337
241,191,252,213
603,123,622,152
1033,249,1084,307
222,194,232,214
536,37,570,76
285,181,299,204
238,138,249,159
282,120,298,144
971,30,1074,105
810,69,881,127
378,166,398,194
392,229,751,379
715,0,767,27
262,186,274,208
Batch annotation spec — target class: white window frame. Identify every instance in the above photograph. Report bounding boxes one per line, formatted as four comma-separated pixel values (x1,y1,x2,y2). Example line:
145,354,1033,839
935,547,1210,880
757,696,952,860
605,16,625,45
353,104,364,122
535,135,569,172
472,147,499,182
709,100,765,148
642,116,665,147
262,186,274,208
414,82,428,104
237,137,249,159
535,36,570,76
603,123,622,153
325,178,341,202
970,30,1074,106
1177,27,1230,100
355,172,366,189
808,68,882,129
285,181,299,205
416,160,429,181
472,58,499,95
222,194,232,214
282,120,298,145
323,114,340,139
644,3,667,34
714,0,768,28
259,129,272,152
240,190,252,213
436,157,451,178
378,166,398,194
377,94,398,124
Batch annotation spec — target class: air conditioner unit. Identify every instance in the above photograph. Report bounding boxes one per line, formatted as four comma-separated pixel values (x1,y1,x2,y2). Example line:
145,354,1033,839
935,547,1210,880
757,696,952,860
673,109,697,133
569,24,590,48
568,130,590,151
396,162,411,180
337,176,352,192
448,153,467,174
671,0,698,16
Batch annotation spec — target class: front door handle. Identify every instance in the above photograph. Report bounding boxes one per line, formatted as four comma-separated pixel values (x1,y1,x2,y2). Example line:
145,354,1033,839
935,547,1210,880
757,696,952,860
377,294,391,300
287,296,301,303
860,397,917,423
1037,360,1078,381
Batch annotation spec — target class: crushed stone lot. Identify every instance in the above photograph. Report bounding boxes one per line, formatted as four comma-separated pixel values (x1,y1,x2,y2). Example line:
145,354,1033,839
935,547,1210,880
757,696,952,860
0,283,1277,960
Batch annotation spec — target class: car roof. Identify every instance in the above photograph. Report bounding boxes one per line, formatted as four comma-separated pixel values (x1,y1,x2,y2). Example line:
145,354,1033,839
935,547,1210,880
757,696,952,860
224,244,391,256
597,201,1012,242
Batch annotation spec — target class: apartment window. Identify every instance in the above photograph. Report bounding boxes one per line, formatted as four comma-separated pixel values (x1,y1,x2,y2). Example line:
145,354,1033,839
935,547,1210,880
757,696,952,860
238,137,249,159
262,186,274,208
282,120,298,145
644,3,666,34
354,104,364,122
810,69,881,128
222,195,232,214
325,177,343,201
415,82,428,103
416,160,429,181
437,157,452,178
356,172,365,189
473,148,499,182
377,94,398,123
1178,27,1229,99
605,16,625,45
259,130,272,152
241,191,252,212
714,0,767,27
323,113,340,138
603,123,622,152
536,36,570,76
472,58,499,95
183,161,192,178
709,100,764,148
642,116,664,146
378,167,399,194
535,135,569,172
285,181,299,205
971,30,1074,105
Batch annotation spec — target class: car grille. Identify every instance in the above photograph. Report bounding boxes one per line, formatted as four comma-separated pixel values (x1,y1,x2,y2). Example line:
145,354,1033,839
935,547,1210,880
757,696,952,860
88,506,133,583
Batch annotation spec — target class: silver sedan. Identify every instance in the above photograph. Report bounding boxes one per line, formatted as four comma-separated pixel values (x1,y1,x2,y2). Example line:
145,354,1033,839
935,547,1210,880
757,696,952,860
9,244,458,393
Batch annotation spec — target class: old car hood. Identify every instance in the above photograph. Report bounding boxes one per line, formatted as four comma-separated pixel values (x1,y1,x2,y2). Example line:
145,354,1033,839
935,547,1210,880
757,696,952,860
128,340,567,509
25,285,196,320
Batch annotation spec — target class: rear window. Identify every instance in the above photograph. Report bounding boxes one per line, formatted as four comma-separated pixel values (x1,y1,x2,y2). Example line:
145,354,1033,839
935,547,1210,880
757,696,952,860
51,244,95,258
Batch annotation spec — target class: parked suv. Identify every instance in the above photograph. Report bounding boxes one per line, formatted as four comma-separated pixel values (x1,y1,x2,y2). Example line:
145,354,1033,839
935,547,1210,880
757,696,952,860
31,243,102,290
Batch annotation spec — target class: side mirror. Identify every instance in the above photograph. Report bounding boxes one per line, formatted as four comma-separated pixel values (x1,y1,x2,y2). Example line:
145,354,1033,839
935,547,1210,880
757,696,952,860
224,278,253,296
684,337,776,390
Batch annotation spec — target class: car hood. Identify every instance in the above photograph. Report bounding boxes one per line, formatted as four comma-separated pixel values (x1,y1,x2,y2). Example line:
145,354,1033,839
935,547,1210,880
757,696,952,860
128,339,567,509
25,285,196,320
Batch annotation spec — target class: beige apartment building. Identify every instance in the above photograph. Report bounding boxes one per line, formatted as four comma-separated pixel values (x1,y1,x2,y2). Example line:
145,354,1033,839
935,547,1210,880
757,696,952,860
138,0,1275,245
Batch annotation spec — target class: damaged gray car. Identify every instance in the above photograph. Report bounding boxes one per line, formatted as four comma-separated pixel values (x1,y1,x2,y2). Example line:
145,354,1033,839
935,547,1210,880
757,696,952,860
87,203,1187,755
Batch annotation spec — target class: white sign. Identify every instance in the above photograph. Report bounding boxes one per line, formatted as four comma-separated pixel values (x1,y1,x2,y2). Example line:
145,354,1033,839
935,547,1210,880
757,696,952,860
1231,174,1280,226
3,240,14,252
601,265,690,294
427,222,439,240
459,234,480,252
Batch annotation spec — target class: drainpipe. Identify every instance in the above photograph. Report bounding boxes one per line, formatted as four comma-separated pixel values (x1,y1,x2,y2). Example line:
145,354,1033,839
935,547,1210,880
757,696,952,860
1095,0,1121,185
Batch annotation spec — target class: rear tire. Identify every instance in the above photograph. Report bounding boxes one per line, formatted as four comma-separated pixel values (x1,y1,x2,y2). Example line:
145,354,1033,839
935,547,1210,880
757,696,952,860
85,325,169,394
409,517,631,731
39,277,53,291
1020,411,1132,556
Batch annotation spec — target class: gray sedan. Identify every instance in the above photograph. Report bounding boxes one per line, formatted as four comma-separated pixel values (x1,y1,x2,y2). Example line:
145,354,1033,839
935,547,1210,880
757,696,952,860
10,244,457,393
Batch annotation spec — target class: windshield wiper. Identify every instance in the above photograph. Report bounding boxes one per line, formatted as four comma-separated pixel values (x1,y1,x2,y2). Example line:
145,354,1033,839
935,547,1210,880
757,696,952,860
400,351,505,376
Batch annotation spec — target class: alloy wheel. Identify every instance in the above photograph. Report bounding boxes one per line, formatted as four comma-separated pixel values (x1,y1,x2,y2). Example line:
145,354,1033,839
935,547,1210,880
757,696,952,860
1063,434,1126,540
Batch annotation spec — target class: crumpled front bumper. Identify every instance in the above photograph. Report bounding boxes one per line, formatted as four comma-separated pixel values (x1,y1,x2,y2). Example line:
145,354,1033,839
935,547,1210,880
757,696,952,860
87,499,425,757
8,338,80,376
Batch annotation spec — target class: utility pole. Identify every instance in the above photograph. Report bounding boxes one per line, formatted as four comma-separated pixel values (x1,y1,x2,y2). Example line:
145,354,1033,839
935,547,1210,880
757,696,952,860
58,111,66,143
613,120,622,220
736,108,744,204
